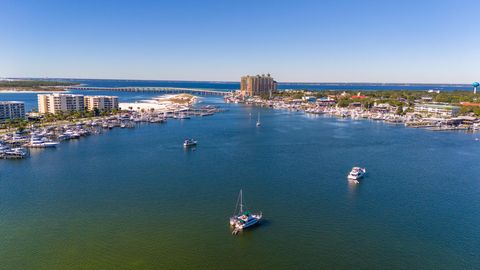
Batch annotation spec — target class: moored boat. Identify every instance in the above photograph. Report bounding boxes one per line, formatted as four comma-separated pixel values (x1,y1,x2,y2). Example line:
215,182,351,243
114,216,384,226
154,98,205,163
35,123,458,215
25,136,59,148
229,189,262,234
3,147,28,159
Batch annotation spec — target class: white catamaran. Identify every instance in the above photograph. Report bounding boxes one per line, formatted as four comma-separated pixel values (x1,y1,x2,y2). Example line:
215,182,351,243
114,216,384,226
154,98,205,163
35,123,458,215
229,189,262,234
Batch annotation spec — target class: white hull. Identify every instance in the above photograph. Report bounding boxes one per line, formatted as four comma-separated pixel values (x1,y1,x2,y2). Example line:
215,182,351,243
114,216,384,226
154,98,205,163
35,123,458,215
183,142,197,147
347,174,364,180
229,190,262,234
347,167,366,181
27,144,58,148
230,213,262,230
241,216,261,229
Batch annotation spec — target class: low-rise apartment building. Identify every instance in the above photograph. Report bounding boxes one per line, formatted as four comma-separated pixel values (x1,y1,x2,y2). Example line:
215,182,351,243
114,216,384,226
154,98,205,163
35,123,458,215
0,101,25,122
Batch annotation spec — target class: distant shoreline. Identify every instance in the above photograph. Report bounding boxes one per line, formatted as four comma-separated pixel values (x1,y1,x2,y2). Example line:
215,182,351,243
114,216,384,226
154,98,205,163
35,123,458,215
4,77,473,87
0,89,69,93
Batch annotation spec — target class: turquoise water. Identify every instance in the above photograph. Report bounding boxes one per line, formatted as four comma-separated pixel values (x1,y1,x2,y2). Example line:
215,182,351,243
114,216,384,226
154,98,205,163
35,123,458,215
0,95,479,269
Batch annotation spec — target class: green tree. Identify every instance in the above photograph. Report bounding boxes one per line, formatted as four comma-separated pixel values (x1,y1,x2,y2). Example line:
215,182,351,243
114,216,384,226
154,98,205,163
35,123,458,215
396,106,405,115
93,107,100,116
337,99,351,107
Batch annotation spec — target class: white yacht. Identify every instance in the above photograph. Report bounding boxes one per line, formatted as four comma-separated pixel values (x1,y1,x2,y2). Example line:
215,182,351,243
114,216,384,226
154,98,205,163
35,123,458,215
229,189,262,234
176,113,191,120
64,130,80,139
3,147,28,159
256,113,261,127
183,138,197,147
26,136,59,148
348,167,366,182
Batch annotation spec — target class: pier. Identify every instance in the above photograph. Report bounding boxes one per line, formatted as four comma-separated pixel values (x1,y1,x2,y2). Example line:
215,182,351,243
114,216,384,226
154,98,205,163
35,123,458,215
66,86,231,96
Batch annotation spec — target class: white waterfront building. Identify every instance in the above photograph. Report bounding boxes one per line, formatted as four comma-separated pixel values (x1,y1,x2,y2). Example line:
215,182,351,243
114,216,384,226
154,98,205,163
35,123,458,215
0,101,25,122
38,93,119,114
38,93,85,114
84,95,119,111
414,103,460,118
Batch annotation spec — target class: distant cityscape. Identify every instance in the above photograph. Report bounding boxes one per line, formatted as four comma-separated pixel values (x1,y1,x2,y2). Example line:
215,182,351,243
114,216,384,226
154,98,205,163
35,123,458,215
0,77,479,131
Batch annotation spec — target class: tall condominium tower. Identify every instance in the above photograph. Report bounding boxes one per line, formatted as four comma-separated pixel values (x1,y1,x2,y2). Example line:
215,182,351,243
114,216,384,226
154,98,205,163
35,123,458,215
240,74,277,97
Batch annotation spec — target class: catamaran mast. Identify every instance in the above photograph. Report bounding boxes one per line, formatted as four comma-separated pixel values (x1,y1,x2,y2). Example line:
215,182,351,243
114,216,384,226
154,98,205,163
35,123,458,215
239,189,243,214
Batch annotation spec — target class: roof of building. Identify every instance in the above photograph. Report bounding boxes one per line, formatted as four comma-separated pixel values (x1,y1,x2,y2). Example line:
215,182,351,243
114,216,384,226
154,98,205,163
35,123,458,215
85,95,118,98
39,93,84,97
0,101,24,104
460,102,480,107
415,103,460,109
351,95,367,99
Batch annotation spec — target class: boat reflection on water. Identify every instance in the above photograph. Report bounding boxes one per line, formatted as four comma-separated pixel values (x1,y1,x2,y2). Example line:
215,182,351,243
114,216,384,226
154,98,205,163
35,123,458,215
347,178,361,199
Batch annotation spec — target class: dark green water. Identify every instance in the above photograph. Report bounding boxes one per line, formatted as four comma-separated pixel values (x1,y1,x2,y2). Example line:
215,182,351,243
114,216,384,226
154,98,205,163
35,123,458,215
1,100,479,269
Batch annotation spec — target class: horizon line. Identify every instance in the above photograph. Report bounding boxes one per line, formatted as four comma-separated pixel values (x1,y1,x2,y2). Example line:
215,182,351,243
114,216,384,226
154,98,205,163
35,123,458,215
2,76,476,86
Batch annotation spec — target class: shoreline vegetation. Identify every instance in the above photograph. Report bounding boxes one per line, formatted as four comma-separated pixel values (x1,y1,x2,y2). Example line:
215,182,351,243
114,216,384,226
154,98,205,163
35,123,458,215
0,80,78,92
0,110,120,135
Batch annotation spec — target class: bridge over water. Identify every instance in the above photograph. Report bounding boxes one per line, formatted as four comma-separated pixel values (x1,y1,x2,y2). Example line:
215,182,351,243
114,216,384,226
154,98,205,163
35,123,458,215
66,86,232,96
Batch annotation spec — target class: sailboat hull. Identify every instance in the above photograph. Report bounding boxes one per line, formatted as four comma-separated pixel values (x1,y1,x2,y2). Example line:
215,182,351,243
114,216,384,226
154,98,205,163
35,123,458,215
230,213,262,230
242,217,260,229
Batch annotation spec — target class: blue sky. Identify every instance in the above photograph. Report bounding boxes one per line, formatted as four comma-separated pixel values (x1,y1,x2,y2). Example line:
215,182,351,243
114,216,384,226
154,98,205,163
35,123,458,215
1,0,479,83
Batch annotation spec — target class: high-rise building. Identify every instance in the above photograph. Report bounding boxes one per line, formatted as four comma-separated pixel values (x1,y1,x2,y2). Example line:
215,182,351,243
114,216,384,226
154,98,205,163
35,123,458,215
38,93,85,114
240,74,277,97
84,96,119,111
0,101,25,122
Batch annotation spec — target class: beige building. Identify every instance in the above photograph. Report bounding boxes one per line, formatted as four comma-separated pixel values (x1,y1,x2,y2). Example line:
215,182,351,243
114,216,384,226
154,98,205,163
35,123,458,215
414,103,460,118
38,93,85,114
84,96,119,111
0,101,25,122
240,74,277,97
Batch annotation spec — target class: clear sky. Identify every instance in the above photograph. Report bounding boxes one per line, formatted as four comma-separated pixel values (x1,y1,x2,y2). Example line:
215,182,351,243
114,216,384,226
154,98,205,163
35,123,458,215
1,0,479,83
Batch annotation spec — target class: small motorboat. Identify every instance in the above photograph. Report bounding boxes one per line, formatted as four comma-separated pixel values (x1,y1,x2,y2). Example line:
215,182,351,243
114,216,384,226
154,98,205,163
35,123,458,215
183,138,197,147
348,167,366,182
256,112,261,127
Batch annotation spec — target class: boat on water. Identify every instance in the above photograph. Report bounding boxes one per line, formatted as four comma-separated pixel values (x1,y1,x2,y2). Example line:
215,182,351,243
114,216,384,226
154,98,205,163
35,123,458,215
63,130,81,139
25,136,59,148
3,147,28,159
229,189,262,234
256,113,261,127
176,113,191,120
183,138,197,147
348,167,366,182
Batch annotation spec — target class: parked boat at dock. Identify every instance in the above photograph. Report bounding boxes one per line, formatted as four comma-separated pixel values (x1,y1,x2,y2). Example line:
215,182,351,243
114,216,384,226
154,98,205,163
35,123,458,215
25,136,59,148
1,147,28,159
